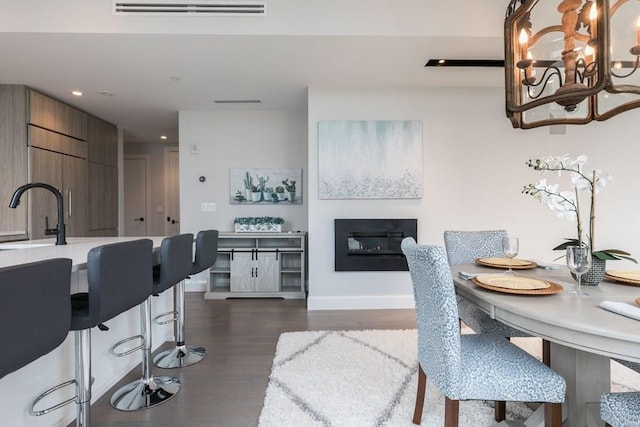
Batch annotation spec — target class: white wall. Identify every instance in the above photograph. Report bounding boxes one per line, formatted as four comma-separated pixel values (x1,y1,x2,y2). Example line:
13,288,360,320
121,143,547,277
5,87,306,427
178,110,309,234
307,86,640,310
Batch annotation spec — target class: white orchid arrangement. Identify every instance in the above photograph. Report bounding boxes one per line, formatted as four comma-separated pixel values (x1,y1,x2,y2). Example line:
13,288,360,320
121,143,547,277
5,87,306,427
522,154,635,262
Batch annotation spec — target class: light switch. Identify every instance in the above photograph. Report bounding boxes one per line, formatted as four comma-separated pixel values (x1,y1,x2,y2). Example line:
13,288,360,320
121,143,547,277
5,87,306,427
201,202,216,212
190,144,200,154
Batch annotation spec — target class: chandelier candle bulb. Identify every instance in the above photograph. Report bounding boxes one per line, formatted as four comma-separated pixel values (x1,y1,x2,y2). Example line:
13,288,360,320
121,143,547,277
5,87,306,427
527,51,536,77
590,3,597,35
585,45,595,65
519,29,529,60
636,16,640,47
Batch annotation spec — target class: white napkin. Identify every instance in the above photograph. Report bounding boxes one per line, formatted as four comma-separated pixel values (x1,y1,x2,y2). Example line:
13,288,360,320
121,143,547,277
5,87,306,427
599,301,640,321
458,271,494,280
458,271,477,280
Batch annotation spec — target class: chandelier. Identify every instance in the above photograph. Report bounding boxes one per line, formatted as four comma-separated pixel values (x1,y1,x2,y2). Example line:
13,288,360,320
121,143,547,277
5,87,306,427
505,0,640,128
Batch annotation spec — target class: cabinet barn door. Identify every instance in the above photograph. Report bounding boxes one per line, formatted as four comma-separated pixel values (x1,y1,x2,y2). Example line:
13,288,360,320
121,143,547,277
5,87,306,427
230,252,254,292
29,147,63,240
63,154,88,236
254,253,280,292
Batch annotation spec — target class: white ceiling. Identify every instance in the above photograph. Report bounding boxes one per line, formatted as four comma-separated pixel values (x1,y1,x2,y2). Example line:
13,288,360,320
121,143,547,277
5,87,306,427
0,0,507,145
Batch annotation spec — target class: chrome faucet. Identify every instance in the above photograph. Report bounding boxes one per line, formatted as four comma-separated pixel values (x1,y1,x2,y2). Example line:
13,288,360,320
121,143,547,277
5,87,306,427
9,183,67,245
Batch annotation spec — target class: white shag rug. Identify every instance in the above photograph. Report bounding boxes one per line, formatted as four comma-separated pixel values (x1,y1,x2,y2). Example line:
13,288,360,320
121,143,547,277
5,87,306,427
258,329,534,427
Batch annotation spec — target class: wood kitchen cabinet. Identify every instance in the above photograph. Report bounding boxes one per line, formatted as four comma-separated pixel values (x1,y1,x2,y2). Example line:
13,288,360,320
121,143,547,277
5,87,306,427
87,114,118,167
0,84,117,240
28,125,89,239
88,162,118,233
0,85,28,241
87,114,118,236
29,89,87,140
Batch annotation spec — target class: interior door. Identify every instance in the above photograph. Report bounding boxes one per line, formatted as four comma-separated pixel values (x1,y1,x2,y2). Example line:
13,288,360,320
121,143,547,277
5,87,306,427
164,148,180,235
124,156,148,236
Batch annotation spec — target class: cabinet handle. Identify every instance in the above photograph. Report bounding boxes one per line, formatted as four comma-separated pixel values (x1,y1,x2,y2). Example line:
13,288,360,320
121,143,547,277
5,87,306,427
254,267,258,278
68,189,72,219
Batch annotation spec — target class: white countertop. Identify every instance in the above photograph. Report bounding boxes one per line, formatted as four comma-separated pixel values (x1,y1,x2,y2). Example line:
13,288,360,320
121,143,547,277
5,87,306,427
0,236,167,271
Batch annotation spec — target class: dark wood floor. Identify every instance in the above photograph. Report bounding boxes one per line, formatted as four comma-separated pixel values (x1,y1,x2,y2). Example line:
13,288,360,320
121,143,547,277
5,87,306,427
80,294,417,427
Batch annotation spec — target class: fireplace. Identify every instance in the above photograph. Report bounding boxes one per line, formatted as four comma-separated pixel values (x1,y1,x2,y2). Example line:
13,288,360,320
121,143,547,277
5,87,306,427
334,218,417,271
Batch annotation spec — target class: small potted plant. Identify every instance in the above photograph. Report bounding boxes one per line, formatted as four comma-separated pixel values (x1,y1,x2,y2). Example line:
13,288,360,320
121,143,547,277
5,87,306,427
275,186,286,201
250,184,261,202
523,154,636,285
262,186,274,203
234,216,284,233
234,190,246,202
243,171,254,201
282,179,296,202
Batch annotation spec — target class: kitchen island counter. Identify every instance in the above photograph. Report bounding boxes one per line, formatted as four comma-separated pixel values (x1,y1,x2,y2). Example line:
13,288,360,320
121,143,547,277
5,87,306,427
0,236,174,427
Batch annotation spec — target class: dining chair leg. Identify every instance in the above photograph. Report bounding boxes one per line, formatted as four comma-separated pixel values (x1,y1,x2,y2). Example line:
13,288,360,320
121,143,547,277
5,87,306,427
544,402,562,427
412,364,427,425
542,339,551,366
444,397,459,427
494,401,506,422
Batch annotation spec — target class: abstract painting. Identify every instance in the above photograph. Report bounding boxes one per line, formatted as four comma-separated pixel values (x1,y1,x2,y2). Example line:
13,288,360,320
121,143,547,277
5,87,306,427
318,120,423,199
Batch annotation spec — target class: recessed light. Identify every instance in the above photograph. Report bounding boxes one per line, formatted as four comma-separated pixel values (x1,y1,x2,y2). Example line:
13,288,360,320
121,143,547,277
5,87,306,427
99,90,114,96
160,135,168,140
72,90,83,96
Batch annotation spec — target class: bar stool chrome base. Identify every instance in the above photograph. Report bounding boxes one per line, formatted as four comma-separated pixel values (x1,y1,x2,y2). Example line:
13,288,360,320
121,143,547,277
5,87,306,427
153,344,207,368
110,375,181,411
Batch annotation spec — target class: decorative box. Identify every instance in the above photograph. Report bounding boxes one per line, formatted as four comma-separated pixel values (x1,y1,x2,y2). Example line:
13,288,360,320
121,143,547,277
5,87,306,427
235,223,282,233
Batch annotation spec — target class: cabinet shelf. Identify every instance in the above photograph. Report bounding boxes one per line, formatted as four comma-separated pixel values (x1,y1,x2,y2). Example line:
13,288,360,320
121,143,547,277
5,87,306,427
205,232,306,300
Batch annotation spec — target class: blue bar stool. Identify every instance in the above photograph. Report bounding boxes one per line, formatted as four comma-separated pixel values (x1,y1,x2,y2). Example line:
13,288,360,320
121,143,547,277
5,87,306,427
0,259,72,380
154,229,218,368
110,234,193,411
31,239,153,427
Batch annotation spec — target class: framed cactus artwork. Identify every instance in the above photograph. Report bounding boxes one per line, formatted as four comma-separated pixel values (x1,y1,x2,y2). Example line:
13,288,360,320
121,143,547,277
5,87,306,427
230,168,302,205
318,120,423,199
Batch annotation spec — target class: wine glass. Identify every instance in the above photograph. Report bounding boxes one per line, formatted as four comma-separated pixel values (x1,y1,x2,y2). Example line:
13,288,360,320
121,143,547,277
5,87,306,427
502,236,519,276
566,246,591,296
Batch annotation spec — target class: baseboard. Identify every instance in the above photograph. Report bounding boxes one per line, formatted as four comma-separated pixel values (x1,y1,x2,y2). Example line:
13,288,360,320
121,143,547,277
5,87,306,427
185,277,207,292
306,294,415,310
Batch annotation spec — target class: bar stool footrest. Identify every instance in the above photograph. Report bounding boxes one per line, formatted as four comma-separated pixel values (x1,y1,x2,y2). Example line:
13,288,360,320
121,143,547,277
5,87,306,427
110,334,145,357
153,310,178,326
30,379,76,416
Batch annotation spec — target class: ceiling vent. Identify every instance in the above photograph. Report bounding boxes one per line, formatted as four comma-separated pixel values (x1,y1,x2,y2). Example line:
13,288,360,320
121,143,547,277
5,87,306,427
113,1,266,16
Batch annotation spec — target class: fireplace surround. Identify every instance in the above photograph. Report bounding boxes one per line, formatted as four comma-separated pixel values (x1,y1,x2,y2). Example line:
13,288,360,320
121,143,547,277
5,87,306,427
334,218,417,271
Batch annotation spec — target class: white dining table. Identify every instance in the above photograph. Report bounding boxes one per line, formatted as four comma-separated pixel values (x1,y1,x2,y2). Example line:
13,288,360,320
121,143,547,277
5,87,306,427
451,263,640,427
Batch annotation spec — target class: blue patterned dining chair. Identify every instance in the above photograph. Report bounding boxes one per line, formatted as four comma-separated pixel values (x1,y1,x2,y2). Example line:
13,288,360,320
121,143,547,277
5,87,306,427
401,238,566,426
444,230,551,371
601,391,640,427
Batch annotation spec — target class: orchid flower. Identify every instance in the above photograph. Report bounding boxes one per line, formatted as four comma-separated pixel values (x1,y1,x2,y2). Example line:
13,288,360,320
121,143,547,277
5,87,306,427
523,155,635,263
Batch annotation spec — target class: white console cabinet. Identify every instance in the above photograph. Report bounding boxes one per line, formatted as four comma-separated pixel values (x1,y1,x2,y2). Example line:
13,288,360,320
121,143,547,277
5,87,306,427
206,232,306,299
